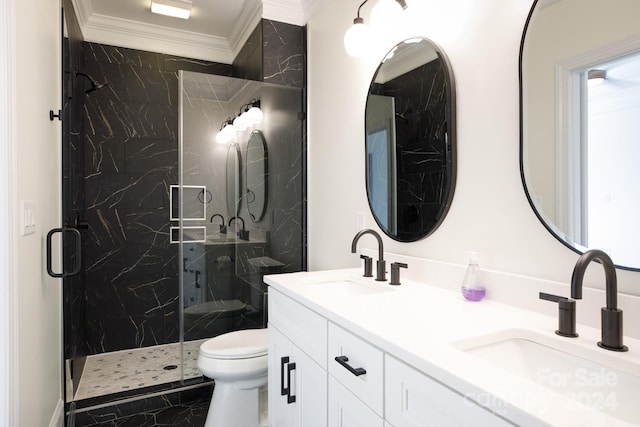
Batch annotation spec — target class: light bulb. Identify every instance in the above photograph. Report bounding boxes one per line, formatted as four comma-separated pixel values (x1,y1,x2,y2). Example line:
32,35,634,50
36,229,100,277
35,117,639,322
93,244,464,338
245,107,263,125
215,131,228,144
370,0,403,30
233,115,248,131
344,18,371,57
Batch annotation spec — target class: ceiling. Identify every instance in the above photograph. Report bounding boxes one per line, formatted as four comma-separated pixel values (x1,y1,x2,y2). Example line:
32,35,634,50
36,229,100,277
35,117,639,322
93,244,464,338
71,0,320,64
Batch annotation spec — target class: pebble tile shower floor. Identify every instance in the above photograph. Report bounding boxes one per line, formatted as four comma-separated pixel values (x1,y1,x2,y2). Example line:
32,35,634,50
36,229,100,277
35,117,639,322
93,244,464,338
75,339,207,400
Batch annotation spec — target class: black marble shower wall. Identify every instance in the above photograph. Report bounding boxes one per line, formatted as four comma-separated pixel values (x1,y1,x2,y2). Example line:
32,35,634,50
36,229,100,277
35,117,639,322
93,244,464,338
73,18,306,354
233,19,306,89
78,42,229,354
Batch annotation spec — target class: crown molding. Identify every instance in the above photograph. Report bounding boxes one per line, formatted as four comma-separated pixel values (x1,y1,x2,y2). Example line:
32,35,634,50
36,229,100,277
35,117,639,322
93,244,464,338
301,0,321,22
228,0,263,58
71,0,315,64
539,0,562,9
262,0,305,26
72,0,233,63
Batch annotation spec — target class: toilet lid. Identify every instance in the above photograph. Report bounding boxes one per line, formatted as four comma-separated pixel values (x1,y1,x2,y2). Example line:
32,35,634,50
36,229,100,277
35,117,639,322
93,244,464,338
199,328,268,360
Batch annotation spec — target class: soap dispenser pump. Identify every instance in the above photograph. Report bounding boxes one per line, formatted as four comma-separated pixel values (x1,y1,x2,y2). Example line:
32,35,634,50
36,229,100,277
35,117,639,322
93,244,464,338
461,251,486,302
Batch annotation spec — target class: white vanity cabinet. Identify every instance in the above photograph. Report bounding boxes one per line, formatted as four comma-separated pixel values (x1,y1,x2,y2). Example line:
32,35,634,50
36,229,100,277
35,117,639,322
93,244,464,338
269,327,327,427
268,284,513,427
385,355,513,427
327,323,384,426
328,376,384,427
268,289,327,427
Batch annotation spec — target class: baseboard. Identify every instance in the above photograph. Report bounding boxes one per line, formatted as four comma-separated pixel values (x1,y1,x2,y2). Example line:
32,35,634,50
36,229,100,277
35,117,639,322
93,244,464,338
49,399,64,427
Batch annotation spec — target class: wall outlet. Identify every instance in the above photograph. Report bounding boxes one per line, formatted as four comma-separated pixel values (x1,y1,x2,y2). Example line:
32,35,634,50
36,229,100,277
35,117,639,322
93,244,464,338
21,200,36,236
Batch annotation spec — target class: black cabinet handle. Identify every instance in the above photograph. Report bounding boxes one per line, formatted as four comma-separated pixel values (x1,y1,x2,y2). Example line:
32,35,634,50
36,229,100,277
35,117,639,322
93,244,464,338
195,271,201,288
46,227,81,278
334,355,366,376
280,356,289,396
286,362,297,404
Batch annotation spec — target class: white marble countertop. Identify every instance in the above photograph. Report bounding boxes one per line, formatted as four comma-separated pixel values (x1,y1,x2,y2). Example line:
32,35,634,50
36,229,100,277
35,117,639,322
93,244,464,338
264,268,640,427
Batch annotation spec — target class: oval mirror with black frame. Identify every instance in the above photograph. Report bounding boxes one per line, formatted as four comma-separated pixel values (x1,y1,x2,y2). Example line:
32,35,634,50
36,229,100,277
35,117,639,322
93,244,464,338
246,130,268,222
520,0,640,270
365,37,456,242
226,143,242,217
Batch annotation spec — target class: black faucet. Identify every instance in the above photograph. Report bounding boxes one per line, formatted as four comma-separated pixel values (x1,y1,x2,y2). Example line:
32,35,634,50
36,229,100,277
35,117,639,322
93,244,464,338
570,249,628,352
210,214,227,234
229,216,249,241
351,229,385,281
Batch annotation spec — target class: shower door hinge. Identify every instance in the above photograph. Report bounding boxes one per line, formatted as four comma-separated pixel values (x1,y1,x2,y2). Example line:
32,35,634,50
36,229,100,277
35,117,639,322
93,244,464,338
49,109,62,121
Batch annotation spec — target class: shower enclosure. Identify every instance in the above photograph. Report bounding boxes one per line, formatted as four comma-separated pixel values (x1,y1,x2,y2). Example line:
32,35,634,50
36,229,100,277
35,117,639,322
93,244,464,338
59,2,306,422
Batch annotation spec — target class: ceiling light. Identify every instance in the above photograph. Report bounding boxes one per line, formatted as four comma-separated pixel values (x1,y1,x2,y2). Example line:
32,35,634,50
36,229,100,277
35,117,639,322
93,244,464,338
151,0,192,20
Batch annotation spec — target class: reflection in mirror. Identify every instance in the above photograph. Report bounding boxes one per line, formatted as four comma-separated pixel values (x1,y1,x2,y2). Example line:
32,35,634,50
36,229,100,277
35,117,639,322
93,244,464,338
226,143,241,217
520,0,640,269
246,130,268,222
365,38,456,242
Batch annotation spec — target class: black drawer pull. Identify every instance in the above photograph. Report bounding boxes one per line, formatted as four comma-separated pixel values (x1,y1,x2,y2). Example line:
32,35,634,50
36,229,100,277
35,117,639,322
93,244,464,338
287,362,297,404
280,356,289,396
334,355,367,376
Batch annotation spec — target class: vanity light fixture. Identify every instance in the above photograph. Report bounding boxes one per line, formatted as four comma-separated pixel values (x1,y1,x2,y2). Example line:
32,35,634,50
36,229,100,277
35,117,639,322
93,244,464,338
215,99,263,144
344,0,408,57
151,0,192,20
587,69,606,86
216,118,235,145
243,99,264,126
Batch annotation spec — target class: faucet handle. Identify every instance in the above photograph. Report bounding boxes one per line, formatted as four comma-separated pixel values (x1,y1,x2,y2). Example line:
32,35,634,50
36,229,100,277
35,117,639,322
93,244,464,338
359,255,373,278
539,292,579,338
389,262,408,286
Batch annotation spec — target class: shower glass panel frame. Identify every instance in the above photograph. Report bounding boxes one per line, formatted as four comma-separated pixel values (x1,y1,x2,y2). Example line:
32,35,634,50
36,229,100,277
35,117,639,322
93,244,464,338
178,70,306,379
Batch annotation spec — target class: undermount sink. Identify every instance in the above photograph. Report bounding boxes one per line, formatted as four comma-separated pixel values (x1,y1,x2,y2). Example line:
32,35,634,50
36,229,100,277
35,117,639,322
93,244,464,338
302,277,393,297
453,329,640,424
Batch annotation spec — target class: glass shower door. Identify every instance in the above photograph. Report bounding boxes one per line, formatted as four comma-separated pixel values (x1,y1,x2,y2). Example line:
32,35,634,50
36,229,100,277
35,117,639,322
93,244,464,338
177,69,305,382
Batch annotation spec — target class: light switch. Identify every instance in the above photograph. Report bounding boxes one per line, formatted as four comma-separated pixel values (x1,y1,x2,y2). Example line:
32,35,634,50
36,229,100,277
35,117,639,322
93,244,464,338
21,200,36,236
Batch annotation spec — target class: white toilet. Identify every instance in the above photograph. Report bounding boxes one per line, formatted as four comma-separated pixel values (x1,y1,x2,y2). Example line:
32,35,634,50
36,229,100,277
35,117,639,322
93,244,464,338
198,328,269,427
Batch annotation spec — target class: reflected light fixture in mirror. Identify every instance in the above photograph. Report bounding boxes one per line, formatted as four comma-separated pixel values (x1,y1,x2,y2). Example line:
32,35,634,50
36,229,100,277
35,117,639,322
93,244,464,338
344,0,408,57
215,99,263,144
216,118,235,145
150,0,192,19
587,69,606,86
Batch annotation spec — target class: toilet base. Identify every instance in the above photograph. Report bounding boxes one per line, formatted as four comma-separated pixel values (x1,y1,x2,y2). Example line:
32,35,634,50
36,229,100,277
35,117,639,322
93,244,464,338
205,380,268,427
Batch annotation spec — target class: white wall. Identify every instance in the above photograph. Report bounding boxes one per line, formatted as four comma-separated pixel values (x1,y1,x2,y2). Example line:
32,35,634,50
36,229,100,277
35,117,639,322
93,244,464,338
306,0,640,296
5,0,64,425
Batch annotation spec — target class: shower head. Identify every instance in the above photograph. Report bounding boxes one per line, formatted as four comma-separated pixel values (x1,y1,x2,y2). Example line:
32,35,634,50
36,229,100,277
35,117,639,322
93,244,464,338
76,72,110,94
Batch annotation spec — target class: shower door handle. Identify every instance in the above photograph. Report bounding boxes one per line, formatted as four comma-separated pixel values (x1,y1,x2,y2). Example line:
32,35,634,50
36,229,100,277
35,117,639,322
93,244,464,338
46,227,82,278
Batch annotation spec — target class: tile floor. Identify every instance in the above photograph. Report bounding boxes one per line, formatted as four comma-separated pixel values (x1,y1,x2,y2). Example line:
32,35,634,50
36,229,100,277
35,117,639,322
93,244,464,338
75,339,207,401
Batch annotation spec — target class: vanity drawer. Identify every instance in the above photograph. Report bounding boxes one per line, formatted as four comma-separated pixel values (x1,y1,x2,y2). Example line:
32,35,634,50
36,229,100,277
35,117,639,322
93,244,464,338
268,288,328,368
385,355,513,427
328,322,384,416
328,376,384,427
